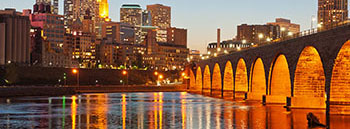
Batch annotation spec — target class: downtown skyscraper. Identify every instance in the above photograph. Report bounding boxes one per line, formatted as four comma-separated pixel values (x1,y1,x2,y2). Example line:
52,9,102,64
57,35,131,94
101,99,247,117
36,0,58,14
318,0,348,28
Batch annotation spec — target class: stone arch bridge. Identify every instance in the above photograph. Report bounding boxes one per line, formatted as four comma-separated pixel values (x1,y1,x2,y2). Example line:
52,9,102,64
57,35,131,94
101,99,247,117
187,25,350,114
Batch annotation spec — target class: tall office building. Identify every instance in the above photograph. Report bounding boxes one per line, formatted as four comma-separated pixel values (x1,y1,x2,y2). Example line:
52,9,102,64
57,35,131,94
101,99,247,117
318,0,348,28
120,4,143,44
36,0,58,14
0,9,31,65
146,4,171,29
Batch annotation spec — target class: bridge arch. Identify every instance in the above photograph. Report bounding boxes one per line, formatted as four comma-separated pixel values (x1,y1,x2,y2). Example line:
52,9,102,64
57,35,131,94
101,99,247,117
235,58,249,99
212,63,222,97
267,54,291,104
331,41,350,104
203,65,211,96
195,67,202,93
223,61,234,99
189,69,196,90
293,46,326,108
248,58,266,100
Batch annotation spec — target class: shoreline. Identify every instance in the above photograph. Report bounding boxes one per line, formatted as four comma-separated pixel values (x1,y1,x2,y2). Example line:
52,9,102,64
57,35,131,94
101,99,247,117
0,85,187,98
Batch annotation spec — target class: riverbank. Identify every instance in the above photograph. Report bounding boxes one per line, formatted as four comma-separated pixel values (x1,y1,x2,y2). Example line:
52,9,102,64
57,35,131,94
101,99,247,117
0,84,187,97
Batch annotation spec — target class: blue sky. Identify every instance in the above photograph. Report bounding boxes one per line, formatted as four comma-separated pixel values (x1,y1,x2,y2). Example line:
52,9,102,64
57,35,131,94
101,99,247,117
1,0,318,53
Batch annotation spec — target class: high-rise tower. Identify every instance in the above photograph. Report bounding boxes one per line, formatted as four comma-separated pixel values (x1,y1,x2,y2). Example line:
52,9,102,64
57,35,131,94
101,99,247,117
36,0,58,14
318,0,348,28
97,0,110,21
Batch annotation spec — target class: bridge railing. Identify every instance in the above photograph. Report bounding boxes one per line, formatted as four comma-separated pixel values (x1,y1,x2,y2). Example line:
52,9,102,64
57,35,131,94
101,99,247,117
242,20,350,50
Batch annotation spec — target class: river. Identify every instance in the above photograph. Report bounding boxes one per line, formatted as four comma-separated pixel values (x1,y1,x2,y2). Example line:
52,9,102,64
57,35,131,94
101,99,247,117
0,92,349,129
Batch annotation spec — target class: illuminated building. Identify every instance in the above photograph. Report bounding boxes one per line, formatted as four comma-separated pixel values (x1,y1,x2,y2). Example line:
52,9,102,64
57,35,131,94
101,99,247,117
267,18,300,34
167,27,187,47
97,0,110,21
120,4,146,44
207,40,251,57
29,8,73,67
0,9,31,65
236,24,280,44
146,4,171,29
36,0,58,14
105,22,135,44
318,0,348,28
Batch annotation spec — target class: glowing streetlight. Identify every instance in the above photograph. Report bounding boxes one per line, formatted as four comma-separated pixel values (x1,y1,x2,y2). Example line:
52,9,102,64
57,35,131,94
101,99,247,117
242,40,247,44
72,68,79,87
288,32,293,36
154,71,159,76
159,75,164,79
258,34,264,39
266,38,271,42
214,53,218,57
122,70,128,86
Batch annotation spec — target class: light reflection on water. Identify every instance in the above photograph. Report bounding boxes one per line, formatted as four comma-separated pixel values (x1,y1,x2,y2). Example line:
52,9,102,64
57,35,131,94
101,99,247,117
0,92,349,129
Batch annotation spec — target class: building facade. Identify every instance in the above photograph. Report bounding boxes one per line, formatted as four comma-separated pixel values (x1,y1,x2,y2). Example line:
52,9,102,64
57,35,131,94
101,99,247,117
236,24,280,44
36,0,58,14
0,9,31,65
167,27,187,47
207,40,251,57
267,18,300,34
146,4,171,29
318,0,348,28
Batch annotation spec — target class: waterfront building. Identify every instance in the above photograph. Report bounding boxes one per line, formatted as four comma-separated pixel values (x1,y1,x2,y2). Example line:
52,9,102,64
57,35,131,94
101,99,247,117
29,9,72,67
267,18,300,34
0,9,31,65
147,4,171,42
236,24,280,44
167,27,187,47
105,22,136,44
120,4,152,44
189,50,201,62
207,40,251,57
318,0,348,28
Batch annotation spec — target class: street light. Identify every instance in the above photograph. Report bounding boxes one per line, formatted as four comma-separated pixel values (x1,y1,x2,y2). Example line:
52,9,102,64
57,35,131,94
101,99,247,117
72,68,79,88
122,70,128,86
258,33,264,44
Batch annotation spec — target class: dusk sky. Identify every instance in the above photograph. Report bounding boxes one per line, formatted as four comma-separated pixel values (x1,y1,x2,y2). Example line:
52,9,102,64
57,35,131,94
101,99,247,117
1,0,319,53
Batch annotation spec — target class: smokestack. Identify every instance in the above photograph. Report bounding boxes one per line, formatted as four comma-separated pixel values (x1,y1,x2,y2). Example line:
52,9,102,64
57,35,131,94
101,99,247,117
217,28,221,49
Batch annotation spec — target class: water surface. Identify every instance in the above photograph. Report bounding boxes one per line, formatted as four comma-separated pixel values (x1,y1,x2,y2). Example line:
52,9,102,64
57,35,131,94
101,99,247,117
0,92,349,129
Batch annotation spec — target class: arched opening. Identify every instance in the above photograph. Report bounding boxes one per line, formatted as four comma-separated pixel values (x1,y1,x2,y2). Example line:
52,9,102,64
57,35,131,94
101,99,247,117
293,46,325,108
223,61,234,99
203,65,211,96
189,69,196,90
195,67,202,93
212,63,222,97
248,58,266,101
331,41,350,114
235,58,248,99
267,54,291,104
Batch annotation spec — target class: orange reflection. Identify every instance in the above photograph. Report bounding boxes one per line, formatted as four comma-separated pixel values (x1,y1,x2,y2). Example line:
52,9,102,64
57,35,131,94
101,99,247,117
71,96,77,129
122,94,127,129
180,92,187,129
159,93,163,129
224,103,234,129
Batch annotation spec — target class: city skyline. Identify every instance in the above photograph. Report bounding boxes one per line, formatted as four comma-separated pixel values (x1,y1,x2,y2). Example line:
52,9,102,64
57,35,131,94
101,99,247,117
1,0,319,53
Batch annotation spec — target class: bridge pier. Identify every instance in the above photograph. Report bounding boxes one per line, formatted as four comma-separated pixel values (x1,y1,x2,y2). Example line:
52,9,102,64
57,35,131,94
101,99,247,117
264,95,287,104
289,97,326,109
